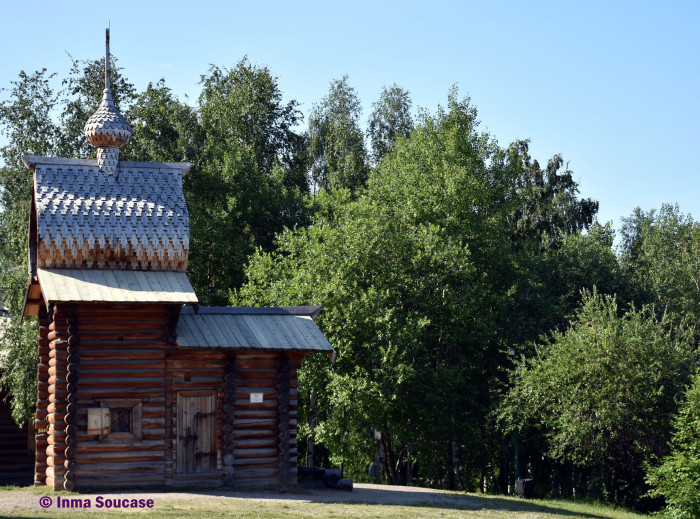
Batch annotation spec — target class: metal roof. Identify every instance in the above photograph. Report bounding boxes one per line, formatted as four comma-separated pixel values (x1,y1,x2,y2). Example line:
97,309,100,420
37,268,198,304
176,306,335,355
25,155,191,272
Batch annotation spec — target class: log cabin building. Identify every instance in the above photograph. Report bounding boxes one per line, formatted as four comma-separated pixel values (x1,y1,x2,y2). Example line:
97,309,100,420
19,30,334,491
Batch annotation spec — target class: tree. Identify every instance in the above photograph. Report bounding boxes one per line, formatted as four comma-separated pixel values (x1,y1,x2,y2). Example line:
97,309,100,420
308,76,368,193
621,204,700,335
198,58,307,191
502,291,697,507
367,84,413,163
0,68,61,424
122,79,203,163
647,373,700,519
187,59,310,304
237,90,529,488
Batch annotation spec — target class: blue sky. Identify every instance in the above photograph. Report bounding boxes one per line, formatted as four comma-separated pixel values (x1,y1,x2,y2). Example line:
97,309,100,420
1,0,698,237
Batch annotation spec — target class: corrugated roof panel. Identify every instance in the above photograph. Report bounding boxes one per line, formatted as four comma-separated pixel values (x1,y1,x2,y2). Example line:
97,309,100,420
37,268,197,304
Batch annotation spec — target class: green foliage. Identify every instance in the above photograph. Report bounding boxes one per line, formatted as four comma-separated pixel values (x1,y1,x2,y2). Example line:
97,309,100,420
367,84,413,163
123,79,202,163
502,291,697,505
309,76,368,193
622,204,700,334
647,373,700,519
237,90,596,488
188,59,310,304
0,68,61,425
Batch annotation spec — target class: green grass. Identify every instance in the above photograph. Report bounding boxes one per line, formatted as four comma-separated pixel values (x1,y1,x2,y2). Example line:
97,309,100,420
0,485,650,519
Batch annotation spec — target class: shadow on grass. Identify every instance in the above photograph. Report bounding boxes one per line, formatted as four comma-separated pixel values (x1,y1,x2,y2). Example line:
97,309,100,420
4,483,630,519
189,485,624,519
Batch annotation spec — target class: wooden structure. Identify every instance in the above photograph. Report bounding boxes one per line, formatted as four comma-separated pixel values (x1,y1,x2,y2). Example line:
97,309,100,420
0,380,34,485
20,30,334,491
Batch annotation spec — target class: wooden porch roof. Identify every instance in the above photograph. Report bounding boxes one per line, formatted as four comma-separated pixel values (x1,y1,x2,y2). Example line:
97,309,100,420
33,268,197,307
176,306,335,358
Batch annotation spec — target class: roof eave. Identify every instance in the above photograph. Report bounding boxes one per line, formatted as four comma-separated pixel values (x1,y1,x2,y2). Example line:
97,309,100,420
21,154,193,176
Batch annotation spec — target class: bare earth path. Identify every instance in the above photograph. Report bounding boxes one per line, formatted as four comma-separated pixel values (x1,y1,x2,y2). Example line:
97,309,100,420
0,483,644,519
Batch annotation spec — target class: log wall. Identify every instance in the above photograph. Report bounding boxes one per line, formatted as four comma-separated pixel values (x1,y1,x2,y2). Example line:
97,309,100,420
34,303,51,485
72,303,173,489
229,352,303,488
33,301,308,490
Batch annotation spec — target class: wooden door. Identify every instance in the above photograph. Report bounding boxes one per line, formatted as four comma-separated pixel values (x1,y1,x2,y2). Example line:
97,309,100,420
176,393,216,474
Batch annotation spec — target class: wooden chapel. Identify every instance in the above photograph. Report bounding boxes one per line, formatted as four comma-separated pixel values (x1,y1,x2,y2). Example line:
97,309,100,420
21,30,334,491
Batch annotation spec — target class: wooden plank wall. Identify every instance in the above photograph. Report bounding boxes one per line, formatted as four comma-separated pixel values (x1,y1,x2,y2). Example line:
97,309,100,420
72,303,172,488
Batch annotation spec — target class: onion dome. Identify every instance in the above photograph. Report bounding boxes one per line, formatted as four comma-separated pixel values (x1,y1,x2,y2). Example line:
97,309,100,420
84,29,132,174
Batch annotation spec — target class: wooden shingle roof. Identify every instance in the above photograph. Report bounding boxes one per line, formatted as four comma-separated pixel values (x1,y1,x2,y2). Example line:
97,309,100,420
24,155,191,272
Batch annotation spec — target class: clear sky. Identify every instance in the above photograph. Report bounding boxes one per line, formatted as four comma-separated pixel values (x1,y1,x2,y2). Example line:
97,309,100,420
1,0,698,237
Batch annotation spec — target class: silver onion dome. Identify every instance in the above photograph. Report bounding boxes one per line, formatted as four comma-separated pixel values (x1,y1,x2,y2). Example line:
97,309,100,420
84,28,132,174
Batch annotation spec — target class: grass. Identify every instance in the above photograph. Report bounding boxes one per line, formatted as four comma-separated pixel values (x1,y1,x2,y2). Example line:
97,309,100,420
0,484,651,519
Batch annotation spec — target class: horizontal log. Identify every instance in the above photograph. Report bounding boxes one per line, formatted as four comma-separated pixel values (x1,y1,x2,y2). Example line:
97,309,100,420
233,458,279,469
233,438,279,449
75,441,163,452
173,368,224,377
48,330,69,342
231,467,279,478
74,461,165,475
79,378,166,390
79,331,165,341
234,409,277,419
47,433,66,445
79,360,164,371
77,349,165,360
77,320,167,331
233,448,277,458
228,477,280,488
77,388,165,399
233,421,277,432
74,475,166,486
171,358,226,367
48,366,67,378
79,369,165,379
78,454,164,464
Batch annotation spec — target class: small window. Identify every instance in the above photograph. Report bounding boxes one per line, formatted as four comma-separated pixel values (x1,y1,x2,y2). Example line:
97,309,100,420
88,400,143,442
110,408,131,433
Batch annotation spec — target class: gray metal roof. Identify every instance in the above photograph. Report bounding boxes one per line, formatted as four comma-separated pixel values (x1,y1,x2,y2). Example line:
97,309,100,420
176,306,335,355
37,268,197,304
25,155,191,272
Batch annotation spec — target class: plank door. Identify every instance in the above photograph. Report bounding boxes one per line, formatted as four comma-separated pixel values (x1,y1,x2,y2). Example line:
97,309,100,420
176,393,216,474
